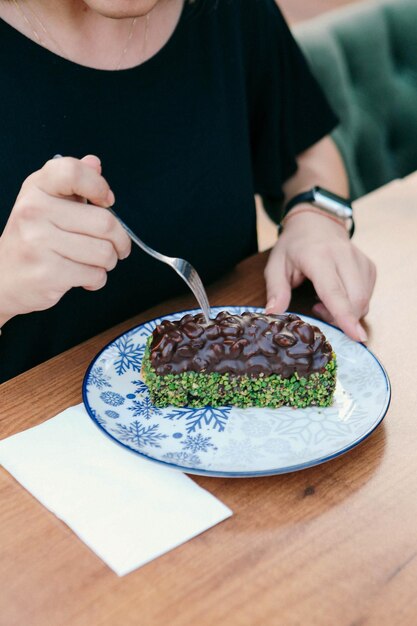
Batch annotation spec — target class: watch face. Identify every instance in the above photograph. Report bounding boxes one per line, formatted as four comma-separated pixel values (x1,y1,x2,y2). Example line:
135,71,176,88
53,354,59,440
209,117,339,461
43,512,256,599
313,187,352,219
314,187,350,206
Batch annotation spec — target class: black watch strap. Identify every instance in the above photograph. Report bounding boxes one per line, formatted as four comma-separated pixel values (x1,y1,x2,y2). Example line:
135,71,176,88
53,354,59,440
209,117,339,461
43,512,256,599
278,187,355,237
283,190,316,218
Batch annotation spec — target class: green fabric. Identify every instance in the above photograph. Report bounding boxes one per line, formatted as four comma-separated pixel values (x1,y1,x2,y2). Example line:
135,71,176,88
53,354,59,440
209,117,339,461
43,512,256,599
293,0,417,198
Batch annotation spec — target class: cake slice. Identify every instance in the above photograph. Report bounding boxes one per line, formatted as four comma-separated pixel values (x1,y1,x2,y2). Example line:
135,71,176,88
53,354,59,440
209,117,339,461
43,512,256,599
141,311,336,409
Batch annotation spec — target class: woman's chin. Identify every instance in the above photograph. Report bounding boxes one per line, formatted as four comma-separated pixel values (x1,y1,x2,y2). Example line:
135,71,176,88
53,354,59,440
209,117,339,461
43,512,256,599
83,0,162,19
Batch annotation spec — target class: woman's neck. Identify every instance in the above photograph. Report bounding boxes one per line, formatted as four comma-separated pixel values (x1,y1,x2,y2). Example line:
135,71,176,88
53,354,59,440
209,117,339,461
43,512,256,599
0,0,184,70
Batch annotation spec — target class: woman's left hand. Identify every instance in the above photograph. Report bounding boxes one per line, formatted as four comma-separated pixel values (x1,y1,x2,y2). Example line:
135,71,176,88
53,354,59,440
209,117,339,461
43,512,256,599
264,210,376,342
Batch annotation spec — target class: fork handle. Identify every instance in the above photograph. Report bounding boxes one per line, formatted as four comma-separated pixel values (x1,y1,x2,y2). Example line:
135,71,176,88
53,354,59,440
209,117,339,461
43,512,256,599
108,207,171,264
109,207,211,323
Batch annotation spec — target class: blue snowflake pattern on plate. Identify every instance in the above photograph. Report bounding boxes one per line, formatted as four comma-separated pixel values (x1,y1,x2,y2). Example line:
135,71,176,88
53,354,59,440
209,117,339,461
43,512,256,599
89,408,106,428
164,406,231,433
100,391,125,407
86,365,112,390
162,451,202,467
106,336,145,376
128,396,162,420
131,379,150,397
83,306,391,477
111,420,168,449
181,434,217,453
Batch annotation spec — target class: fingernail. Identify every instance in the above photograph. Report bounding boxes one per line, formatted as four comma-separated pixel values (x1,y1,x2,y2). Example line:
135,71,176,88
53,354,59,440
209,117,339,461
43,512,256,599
356,323,367,342
107,189,115,206
120,248,130,260
265,298,276,313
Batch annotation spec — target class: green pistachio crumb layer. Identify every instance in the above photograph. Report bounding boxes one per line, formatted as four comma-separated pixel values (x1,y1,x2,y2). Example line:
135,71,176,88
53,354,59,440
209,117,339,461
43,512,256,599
142,338,337,409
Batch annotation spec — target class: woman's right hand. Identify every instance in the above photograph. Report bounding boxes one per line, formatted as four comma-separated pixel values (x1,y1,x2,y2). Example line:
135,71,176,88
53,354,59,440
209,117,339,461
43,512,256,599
0,154,131,327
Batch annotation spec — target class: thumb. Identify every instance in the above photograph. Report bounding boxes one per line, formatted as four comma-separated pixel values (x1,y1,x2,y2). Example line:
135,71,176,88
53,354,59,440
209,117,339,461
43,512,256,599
264,256,292,314
81,154,102,173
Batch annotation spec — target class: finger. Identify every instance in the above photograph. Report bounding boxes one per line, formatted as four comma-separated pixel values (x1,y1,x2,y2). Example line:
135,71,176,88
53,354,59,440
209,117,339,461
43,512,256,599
80,154,102,174
359,254,377,298
311,302,368,343
312,281,368,342
312,302,334,325
45,195,131,260
335,255,371,319
51,254,108,293
308,259,367,341
264,251,292,314
50,227,118,271
33,157,114,208
56,155,102,204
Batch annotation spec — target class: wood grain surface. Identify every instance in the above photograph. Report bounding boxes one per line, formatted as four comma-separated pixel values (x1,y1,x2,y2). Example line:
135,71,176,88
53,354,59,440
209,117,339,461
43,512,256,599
1,173,417,626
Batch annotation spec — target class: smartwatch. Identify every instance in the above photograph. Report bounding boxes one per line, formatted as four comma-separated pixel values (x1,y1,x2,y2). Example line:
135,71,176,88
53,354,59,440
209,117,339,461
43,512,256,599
278,186,355,237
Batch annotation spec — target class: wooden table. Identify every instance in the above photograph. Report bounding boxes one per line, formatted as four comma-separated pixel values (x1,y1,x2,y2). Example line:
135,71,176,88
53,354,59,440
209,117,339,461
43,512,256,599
1,174,416,626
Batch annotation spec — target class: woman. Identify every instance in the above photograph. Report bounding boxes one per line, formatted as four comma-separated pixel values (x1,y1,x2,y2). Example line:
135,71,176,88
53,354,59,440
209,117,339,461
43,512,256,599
0,0,375,383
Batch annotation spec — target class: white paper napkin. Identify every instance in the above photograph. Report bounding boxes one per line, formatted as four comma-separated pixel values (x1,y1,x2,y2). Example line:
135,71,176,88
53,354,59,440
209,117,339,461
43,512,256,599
0,404,232,576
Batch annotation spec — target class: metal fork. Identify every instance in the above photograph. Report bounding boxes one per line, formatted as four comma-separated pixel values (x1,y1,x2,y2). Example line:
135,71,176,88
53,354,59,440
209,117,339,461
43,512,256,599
108,208,212,323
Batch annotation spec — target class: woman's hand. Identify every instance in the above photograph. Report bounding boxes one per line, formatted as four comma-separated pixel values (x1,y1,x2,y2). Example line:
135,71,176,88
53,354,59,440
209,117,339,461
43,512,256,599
264,210,376,342
0,155,131,326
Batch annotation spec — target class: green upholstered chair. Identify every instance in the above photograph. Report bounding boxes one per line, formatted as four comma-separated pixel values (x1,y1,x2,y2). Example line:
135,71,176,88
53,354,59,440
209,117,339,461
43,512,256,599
293,0,417,199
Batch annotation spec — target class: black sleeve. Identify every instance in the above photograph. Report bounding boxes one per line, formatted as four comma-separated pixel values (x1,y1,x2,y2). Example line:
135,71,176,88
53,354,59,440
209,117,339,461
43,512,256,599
248,0,339,209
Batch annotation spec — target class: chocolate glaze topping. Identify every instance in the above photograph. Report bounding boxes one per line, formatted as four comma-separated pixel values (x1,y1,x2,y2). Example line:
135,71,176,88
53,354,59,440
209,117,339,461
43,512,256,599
149,311,333,378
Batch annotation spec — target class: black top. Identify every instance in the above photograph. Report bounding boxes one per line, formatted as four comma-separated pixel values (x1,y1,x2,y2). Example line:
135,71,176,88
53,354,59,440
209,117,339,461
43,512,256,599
0,0,337,383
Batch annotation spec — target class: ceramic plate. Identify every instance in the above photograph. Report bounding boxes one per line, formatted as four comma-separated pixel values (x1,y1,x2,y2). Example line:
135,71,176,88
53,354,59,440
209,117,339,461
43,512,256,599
83,307,390,477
